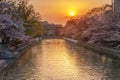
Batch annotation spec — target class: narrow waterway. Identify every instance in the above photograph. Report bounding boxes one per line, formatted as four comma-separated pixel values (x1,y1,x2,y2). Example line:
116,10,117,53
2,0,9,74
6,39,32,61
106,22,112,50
3,39,120,80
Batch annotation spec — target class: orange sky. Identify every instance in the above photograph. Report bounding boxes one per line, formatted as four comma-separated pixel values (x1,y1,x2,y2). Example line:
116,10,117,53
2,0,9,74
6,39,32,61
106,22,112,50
30,0,111,25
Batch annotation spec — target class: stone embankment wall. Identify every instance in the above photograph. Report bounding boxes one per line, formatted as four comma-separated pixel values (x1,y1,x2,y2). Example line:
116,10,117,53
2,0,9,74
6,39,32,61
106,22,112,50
0,38,40,73
64,37,120,59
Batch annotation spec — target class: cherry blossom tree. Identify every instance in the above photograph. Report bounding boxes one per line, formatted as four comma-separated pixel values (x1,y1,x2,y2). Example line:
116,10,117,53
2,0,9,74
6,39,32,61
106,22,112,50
0,0,28,48
62,4,120,49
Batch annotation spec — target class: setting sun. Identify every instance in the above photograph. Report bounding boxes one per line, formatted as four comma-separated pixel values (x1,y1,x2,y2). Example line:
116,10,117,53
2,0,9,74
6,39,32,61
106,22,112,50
69,11,76,16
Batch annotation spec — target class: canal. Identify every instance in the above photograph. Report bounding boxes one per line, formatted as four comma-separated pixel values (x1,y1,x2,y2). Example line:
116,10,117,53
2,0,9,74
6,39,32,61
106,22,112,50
3,39,120,80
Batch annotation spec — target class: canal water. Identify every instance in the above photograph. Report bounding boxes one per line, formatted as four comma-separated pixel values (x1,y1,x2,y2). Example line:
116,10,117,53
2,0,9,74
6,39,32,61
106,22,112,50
3,39,120,80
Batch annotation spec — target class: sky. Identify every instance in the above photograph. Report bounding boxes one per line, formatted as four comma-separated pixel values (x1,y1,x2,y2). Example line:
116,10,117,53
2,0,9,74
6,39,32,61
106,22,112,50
30,0,111,25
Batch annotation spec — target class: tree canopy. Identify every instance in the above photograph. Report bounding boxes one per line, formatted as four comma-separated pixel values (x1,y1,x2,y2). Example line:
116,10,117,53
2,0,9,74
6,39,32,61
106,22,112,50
0,0,43,48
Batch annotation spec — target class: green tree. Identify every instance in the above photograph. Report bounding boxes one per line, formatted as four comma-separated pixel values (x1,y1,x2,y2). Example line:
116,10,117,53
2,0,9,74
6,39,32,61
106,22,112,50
16,0,43,37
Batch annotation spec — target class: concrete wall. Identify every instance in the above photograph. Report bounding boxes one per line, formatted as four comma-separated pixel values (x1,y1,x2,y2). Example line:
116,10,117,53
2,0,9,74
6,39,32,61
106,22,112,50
63,37,120,59
114,0,120,13
63,37,78,44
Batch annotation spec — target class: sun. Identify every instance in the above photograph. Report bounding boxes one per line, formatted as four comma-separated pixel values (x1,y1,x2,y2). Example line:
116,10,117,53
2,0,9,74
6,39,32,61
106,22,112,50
69,11,76,16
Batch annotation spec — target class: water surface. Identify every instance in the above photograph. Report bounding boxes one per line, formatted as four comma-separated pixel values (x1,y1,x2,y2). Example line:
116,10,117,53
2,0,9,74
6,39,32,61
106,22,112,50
4,39,120,80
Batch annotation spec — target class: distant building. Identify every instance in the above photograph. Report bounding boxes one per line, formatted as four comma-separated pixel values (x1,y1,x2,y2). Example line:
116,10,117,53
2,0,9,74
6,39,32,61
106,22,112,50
113,0,120,13
41,21,63,37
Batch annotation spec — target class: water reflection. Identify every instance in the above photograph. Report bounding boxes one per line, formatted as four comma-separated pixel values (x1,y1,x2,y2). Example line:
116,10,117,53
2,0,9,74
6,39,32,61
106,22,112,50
3,39,120,80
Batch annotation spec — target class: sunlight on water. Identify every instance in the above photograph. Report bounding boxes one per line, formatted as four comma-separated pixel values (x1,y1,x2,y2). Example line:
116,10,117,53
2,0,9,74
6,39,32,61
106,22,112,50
4,39,120,80
39,39,78,80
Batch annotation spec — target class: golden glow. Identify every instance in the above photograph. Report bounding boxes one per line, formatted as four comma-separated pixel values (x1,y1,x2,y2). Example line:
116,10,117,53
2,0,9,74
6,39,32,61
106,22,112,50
30,0,111,25
39,39,78,78
69,11,76,16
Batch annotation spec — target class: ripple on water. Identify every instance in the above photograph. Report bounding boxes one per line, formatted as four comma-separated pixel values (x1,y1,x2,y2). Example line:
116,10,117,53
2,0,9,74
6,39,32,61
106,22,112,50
3,39,120,80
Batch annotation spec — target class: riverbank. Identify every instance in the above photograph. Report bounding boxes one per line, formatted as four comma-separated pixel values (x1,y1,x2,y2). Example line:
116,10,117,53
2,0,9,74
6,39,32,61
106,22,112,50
0,38,40,74
64,37,120,59
63,37,78,44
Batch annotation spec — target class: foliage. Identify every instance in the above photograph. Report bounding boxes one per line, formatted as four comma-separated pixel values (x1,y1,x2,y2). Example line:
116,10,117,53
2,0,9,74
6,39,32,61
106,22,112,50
0,0,43,48
25,22,44,37
61,4,120,49
0,0,26,47
16,0,43,37
42,21,63,36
